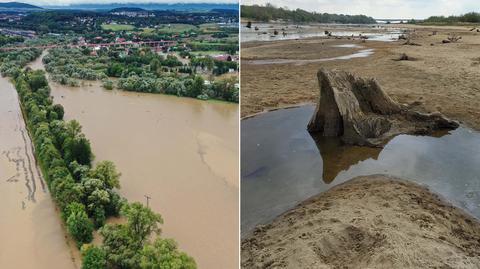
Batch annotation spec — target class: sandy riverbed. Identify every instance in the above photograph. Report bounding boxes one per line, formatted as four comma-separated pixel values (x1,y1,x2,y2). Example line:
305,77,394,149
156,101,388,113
241,24,480,130
241,174,480,269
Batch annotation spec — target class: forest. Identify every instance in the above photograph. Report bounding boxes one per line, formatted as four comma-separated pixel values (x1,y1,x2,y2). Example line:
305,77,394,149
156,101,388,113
42,47,238,102
8,53,197,268
241,3,376,24
422,12,480,24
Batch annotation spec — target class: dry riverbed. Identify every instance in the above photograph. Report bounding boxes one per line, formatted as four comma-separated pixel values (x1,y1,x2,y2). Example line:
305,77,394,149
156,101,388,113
242,174,480,269
241,24,480,130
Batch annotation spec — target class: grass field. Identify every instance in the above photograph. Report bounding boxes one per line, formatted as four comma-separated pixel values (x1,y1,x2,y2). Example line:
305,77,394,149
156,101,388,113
101,24,135,31
190,50,225,56
199,23,221,33
155,24,198,34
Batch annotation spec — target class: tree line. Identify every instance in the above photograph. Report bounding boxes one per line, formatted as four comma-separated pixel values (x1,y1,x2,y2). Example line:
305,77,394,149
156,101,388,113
241,3,376,24
8,54,196,268
422,12,480,24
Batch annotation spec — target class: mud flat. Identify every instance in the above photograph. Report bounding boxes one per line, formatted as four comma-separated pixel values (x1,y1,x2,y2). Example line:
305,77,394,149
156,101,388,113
242,174,480,269
241,24,480,131
49,81,239,269
0,76,77,268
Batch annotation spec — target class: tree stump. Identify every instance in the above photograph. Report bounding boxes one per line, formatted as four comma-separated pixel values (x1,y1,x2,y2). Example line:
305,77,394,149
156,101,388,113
308,69,459,147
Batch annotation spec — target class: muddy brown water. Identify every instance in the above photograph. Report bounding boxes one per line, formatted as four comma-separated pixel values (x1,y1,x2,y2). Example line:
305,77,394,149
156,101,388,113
0,76,77,268
48,81,239,269
241,105,480,236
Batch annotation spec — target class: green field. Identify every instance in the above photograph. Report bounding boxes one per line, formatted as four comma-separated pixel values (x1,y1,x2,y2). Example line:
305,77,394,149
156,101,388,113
101,24,135,31
155,24,198,33
190,50,225,56
199,23,221,33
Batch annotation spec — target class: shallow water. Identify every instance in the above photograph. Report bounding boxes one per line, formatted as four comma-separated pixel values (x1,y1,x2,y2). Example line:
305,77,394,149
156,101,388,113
241,23,403,43
0,76,76,268
241,105,480,236
244,46,375,65
49,82,239,269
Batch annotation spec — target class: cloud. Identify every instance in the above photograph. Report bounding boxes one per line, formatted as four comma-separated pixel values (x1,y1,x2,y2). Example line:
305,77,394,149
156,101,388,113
241,0,480,19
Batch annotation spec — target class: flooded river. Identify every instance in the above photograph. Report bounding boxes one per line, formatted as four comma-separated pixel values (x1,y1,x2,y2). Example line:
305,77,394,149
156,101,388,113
0,76,76,268
48,81,239,269
241,105,480,236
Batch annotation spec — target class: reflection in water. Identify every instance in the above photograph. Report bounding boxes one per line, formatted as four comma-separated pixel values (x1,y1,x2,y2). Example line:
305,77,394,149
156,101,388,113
241,105,480,237
311,135,381,183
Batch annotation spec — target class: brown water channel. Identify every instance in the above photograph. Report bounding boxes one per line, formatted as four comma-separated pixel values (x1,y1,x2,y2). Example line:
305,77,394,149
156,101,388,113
48,81,239,269
0,76,77,268
241,105,480,237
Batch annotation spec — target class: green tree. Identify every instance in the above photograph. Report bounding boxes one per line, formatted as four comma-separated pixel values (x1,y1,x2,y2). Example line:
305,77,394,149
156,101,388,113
66,204,94,247
140,238,196,269
81,245,107,269
90,160,121,189
100,202,164,268
122,202,163,246
27,70,48,91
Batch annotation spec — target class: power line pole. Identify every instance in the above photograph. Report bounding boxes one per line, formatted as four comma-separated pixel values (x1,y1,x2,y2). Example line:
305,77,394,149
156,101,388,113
144,195,151,208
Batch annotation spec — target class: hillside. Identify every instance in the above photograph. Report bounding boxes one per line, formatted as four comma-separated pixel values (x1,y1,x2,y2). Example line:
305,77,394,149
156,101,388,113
109,7,147,13
0,2,42,9
44,3,239,11
241,4,375,24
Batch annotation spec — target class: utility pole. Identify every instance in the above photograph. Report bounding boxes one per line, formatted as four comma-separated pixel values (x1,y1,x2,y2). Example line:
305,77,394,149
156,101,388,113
144,195,151,208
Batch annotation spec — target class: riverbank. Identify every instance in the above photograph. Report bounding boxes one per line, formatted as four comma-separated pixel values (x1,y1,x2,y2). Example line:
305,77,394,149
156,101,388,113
241,174,480,268
241,24,480,130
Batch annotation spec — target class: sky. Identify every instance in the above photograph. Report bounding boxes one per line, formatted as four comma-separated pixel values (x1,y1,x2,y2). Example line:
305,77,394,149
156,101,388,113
241,0,480,19
0,0,238,6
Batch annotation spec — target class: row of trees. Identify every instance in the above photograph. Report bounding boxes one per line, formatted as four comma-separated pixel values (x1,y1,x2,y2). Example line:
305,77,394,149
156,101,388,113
241,4,376,24
423,12,480,24
12,66,196,268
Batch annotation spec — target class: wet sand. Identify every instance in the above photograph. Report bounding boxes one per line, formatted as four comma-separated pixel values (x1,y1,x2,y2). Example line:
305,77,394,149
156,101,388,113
241,24,480,131
0,76,77,268
242,174,480,269
49,81,239,269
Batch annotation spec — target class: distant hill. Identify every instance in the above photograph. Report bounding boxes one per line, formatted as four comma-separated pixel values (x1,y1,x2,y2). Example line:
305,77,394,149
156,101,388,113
110,7,147,13
0,2,42,10
43,3,239,12
241,4,375,24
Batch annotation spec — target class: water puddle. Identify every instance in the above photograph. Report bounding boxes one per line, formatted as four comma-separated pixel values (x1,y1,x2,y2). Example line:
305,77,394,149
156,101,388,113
241,23,403,43
241,105,480,236
245,47,374,65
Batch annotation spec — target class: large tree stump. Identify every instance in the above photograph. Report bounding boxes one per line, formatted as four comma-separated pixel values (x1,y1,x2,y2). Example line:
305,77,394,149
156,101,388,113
308,69,459,147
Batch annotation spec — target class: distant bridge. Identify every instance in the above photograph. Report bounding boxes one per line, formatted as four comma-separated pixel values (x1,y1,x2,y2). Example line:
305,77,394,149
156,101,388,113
0,40,176,51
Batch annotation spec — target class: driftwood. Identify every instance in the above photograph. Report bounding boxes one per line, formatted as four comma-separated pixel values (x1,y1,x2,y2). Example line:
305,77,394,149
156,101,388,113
307,69,459,147
443,34,462,44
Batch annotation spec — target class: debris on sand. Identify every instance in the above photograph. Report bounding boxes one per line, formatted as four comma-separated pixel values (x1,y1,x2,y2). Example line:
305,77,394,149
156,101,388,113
443,34,462,44
241,174,480,269
403,38,421,46
396,53,414,61
307,69,458,147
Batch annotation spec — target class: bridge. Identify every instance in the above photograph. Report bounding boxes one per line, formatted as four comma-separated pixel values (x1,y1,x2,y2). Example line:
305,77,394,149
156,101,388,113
0,40,177,51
